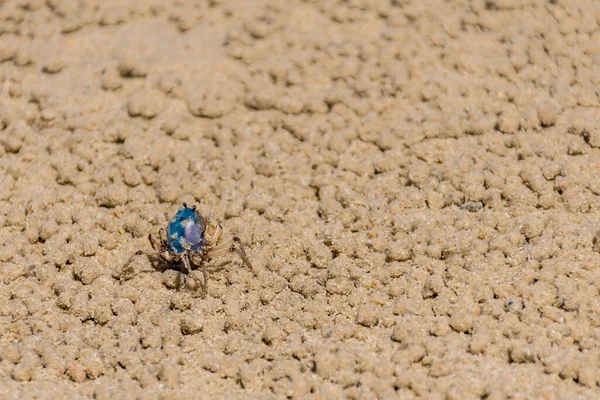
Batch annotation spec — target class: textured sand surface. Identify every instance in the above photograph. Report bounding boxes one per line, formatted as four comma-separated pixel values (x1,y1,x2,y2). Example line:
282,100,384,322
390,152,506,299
2,0,600,399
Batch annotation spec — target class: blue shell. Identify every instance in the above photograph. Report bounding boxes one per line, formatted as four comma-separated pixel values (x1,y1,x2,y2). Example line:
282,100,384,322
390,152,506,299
167,205,206,254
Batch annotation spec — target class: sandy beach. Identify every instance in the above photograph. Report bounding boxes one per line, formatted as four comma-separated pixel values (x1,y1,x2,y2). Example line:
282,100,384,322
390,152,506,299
2,0,600,398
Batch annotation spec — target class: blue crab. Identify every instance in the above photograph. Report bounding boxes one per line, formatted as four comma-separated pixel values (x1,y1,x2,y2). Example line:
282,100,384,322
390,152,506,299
121,203,252,294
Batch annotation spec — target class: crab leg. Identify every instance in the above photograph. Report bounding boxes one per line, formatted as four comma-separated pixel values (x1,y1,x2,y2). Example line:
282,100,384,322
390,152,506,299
231,237,253,270
120,249,164,279
187,255,208,295
206,236,253,270
205,238,234,254
199,258,209,295
181,252,192,275
159,228,168,246
205,222,223,246
122,250,163,267
184,252,209,295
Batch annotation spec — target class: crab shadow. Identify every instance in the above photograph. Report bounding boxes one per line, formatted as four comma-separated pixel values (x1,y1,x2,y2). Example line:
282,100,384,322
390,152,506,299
129,254,228,291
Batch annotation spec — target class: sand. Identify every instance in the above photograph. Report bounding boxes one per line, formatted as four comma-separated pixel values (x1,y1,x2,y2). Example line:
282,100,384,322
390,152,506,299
1,0,600,398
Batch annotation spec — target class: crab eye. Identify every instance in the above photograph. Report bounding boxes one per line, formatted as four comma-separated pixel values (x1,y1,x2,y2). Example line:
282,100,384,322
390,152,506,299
182,202,187,209
192,205,197,210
